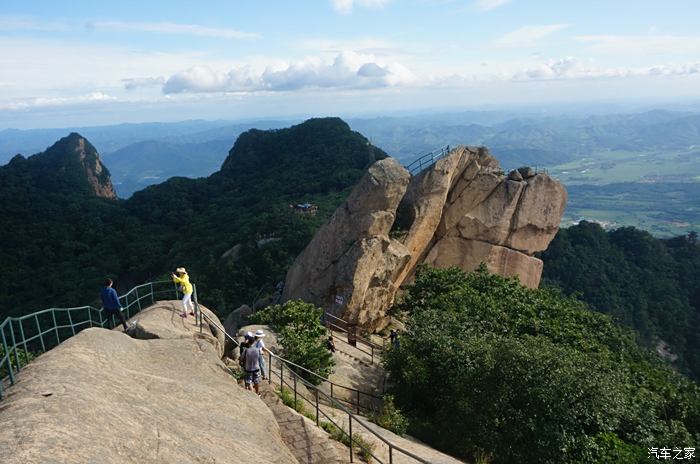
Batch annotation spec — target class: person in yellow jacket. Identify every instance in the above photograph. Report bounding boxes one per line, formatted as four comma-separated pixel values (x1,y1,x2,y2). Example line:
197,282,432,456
172,267,194,318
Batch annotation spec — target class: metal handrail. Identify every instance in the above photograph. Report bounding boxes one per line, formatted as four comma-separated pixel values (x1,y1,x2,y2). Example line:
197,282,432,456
267,349,430,463
198,311,381,407
0,279,192,399
199,310,428,463
404,145,451,175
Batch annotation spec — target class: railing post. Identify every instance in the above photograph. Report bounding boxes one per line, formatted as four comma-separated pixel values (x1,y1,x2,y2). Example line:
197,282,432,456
315,388,319,426
98,308,104,328
136,287,142,312
9,321,20,371
280,361,284,389
293,372,297,406
18,320,28,360
268,351,272,385
330,382,334,399
87,307,93,328
1,325,15,386
349,414,354,463
390,446,393,464
371,344,374,364
357,390,361,414
150,282,154,305
67,309,76,336
52,310,60,343
35,315,46,353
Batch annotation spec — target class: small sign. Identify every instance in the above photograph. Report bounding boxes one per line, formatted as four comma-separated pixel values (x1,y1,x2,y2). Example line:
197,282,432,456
334,295,344,306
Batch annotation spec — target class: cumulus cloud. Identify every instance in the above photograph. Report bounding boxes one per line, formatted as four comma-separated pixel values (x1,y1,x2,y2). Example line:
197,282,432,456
89,20,260,40
472,0,510,11
495,24,569,47
162,51,414,93
332,0,392,14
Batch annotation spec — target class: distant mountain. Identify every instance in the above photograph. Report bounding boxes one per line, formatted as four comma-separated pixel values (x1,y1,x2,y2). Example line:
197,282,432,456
1,133,116,199
0,118,386,318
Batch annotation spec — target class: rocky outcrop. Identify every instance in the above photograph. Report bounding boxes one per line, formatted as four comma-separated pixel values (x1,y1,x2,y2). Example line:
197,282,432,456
284,146,567,330
0,302,297,464
284,158,411,328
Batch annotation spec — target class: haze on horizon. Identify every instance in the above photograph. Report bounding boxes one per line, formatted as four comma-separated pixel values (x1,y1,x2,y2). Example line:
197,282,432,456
1,0,700,129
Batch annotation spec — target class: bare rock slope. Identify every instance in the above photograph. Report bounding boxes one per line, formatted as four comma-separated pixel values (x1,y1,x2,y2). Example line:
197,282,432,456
284,146,567,330
0,302,297,464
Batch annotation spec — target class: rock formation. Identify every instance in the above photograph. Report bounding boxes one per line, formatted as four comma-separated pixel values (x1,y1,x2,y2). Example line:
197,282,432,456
0,302,297,464
284,146,567,330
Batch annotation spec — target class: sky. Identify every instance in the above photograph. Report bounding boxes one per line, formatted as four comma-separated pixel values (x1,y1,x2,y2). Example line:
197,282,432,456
1,0,700,128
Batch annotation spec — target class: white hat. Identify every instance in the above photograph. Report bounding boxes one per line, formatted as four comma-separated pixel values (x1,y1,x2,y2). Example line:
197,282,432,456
255,329,266,338
245,331,254,339
176,267,187,274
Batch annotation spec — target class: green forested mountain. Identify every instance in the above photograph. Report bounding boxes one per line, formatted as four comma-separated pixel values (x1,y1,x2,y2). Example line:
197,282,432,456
540,222,700,381
387,266,700,463
0,118,385,319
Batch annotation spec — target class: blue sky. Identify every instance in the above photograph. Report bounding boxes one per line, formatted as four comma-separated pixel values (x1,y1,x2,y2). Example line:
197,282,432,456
1,0,700,128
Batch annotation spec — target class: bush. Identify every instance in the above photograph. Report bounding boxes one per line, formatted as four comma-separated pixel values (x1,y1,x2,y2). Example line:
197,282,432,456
0,346,35,379
251,300,334,384
385,266,700,464
371,395,408,436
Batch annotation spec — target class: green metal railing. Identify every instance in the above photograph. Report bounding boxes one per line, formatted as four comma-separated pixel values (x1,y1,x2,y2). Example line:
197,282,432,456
0,279,198,399
405,145,451,175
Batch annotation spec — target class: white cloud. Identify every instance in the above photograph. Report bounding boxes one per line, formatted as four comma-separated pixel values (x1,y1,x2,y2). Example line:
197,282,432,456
495,24,569,47
472,0,510,11
575,35,700,56
511,56,700,81
0,92,117,111
88,20,260,40
122,77,166,91
331,0,392,14
162,51,414,93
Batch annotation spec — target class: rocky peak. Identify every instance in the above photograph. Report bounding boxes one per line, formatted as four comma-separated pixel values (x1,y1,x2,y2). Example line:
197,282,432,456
283,145,567,330
33,133,117,199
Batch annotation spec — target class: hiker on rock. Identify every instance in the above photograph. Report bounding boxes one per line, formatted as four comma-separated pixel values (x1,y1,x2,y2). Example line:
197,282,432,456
100,279,130,331
254,329,267,380
240,332,261,395
171,267,194,318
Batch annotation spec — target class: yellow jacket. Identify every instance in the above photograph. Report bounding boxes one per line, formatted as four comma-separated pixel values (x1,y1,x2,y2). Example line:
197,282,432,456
172,273,193,295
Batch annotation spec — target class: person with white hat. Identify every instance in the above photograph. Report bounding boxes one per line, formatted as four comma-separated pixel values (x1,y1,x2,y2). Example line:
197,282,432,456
171,267,194,318
254,329,267,380
240,331,261,394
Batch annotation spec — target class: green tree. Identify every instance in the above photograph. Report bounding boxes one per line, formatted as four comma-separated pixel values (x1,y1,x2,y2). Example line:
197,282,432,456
386,266,700,463
252,300,334,384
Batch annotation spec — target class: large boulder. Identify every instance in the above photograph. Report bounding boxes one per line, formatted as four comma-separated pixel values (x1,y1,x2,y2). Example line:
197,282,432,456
0,303,297,464
284,146,567,330
284,158,411,330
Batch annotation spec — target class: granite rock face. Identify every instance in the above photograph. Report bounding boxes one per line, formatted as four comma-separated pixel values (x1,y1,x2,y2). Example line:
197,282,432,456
0,303,297,464
283,158,411,329
284,146,567,330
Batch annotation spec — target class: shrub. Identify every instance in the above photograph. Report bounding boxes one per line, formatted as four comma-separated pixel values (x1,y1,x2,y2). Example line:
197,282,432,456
252,300,334,384
371,395,408,436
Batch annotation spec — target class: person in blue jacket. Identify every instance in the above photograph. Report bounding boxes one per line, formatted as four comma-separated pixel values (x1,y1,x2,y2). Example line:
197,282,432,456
101,278,130,331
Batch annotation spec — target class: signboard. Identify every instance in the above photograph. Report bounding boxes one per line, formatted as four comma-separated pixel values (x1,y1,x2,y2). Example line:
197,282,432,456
334,295,344,306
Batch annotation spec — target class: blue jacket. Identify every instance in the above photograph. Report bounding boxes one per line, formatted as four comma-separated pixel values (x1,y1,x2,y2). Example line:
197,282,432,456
100,287,121,311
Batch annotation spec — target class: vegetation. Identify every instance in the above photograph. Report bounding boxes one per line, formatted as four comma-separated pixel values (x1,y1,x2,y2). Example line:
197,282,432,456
0,118,385,321
0,346,35,379
541,222,700,381
385,265,700,464
251,300,335,383
370,395,408,436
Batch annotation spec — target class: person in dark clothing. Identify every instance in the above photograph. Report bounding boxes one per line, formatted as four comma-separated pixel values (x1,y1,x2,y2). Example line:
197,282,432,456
389,329,400,348
326,335,336,353
100,279,129,331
